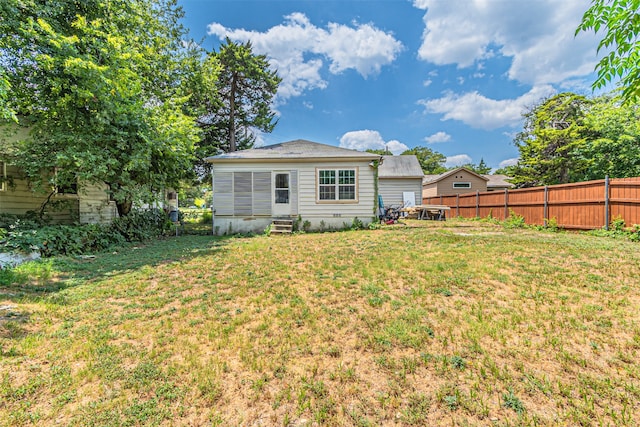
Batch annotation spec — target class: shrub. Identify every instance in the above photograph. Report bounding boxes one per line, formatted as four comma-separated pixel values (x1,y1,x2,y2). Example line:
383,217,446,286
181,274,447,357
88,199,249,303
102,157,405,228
1,209,173,257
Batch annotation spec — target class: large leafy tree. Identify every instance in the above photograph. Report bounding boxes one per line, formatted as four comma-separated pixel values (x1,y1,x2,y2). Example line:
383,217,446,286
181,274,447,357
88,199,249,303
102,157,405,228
401,146,447,174
510,93,591,187
2,0,199,216
576,0,640,103
575,95,640,180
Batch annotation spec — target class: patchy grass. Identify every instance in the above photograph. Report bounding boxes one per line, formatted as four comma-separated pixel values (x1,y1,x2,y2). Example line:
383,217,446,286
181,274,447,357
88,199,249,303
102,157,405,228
1,219,639,426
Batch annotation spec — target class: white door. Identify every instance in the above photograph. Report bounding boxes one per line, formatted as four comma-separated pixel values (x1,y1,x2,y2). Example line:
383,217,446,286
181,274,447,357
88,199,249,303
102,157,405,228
403,191,416,207
272,172,291,216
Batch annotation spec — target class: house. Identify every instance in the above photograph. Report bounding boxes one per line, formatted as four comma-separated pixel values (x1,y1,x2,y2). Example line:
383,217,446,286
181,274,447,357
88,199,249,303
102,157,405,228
1,124,117,224
0,160,118,224
206,139,381,234
484,174,514,192
422,167,489,198
422,167,514,200
378,155,424,207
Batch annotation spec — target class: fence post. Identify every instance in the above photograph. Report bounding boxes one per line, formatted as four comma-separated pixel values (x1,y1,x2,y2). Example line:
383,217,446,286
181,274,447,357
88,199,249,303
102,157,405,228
476,191,480,218
604,175,610,230
504,188,508,219
544,186,548,227
456,193,459,217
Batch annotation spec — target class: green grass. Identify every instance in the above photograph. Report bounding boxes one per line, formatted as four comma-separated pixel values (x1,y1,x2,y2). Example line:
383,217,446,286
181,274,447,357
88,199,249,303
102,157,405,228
1,219,639,426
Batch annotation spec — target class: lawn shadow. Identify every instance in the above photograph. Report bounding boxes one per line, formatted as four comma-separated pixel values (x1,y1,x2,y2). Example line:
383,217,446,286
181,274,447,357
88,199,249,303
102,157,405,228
0,233,238,304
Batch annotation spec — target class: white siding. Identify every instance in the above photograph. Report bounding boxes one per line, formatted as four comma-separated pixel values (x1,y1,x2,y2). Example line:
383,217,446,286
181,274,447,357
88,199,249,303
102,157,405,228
211,160,376,233
379,178,423,207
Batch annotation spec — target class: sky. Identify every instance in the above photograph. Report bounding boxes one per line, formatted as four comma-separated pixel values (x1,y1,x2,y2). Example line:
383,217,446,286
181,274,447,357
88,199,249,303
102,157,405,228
178,0,604,171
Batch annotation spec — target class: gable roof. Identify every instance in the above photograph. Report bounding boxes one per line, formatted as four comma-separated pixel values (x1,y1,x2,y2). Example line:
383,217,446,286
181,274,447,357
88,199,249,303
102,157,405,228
378,155,424,178
422,167,489,185
206,139,381,163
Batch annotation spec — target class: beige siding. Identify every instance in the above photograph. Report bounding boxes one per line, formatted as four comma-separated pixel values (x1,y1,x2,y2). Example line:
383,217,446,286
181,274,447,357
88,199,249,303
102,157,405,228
78,182,117,224
211,160,376,228
436,172,487,196
422,183,438,199
379,178,422,207
0,164,115,224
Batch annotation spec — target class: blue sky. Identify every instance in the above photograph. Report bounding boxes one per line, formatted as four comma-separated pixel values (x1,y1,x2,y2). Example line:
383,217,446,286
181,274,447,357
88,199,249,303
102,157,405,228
178,0,603,170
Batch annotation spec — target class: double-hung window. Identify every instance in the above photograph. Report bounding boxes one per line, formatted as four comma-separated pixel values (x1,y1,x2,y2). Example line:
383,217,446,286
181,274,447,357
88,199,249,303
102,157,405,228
318,168,357,202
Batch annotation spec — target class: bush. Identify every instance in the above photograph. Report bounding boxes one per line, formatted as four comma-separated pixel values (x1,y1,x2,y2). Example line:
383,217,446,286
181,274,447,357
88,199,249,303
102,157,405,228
1,209,173,257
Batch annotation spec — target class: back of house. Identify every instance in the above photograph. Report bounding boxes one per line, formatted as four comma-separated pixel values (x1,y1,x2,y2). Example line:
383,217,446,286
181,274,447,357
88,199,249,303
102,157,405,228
206,139,381,234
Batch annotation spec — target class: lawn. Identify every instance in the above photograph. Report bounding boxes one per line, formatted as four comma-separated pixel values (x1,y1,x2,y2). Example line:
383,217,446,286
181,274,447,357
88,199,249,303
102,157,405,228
1,219,639,426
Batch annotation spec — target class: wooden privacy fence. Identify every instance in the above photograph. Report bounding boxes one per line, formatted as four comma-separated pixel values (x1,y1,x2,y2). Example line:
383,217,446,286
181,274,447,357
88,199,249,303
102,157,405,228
423,177,640,230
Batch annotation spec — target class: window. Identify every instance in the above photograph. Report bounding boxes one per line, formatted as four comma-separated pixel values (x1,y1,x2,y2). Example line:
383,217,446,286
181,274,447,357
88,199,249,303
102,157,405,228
0,162,6,192
453,182,471,189
318,168,357,202
274,173,289,204
54,168,78,195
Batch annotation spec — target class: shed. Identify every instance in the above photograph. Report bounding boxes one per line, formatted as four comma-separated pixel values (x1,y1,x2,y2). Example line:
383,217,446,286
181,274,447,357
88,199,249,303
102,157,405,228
378,155,424,207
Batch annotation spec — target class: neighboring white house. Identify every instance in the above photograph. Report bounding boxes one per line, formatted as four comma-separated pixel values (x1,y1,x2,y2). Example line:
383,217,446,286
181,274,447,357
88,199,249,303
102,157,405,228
378,155,424,207
206,139,381,234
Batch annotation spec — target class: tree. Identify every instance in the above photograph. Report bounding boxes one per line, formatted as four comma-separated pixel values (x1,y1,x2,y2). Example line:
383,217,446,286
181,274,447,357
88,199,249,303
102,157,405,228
459,158,492,174
401,146,447,174
574,95,640,180
2,0,199,216
193,38,281,156
576,0,640,103
510,93,591,187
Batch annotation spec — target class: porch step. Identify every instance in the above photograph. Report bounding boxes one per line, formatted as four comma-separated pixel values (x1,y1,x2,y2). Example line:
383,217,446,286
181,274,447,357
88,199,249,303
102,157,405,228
270,219,293,234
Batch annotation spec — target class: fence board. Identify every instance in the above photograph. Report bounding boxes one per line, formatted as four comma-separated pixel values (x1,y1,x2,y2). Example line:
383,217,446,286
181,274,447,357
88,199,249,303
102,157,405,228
423,177,640,230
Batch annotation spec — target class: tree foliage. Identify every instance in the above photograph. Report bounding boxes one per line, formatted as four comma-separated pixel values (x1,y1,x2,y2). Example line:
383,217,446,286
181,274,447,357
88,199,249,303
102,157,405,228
458,159,492,174
576,0,640,103
2,0,200,215
509,93,591,187
400,146,447,174
508,92,640,186
575,95,640,180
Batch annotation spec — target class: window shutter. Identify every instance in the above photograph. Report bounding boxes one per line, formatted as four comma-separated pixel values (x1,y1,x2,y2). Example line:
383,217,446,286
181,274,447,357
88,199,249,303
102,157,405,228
253,172,271,215
214,172,233,215
234,172,252,216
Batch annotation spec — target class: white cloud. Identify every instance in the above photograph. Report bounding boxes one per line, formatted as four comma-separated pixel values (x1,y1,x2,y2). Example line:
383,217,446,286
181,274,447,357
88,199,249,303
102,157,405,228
419,85,556,130
445,154,472,168
424,131,451,144
339,130,408,155
207,13,403,103
413,0,600,86
499,158,519,169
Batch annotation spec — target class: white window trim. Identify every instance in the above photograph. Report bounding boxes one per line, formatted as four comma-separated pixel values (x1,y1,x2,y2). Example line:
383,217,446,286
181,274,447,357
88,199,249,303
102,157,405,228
453,182,471,189
316,167,359,204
